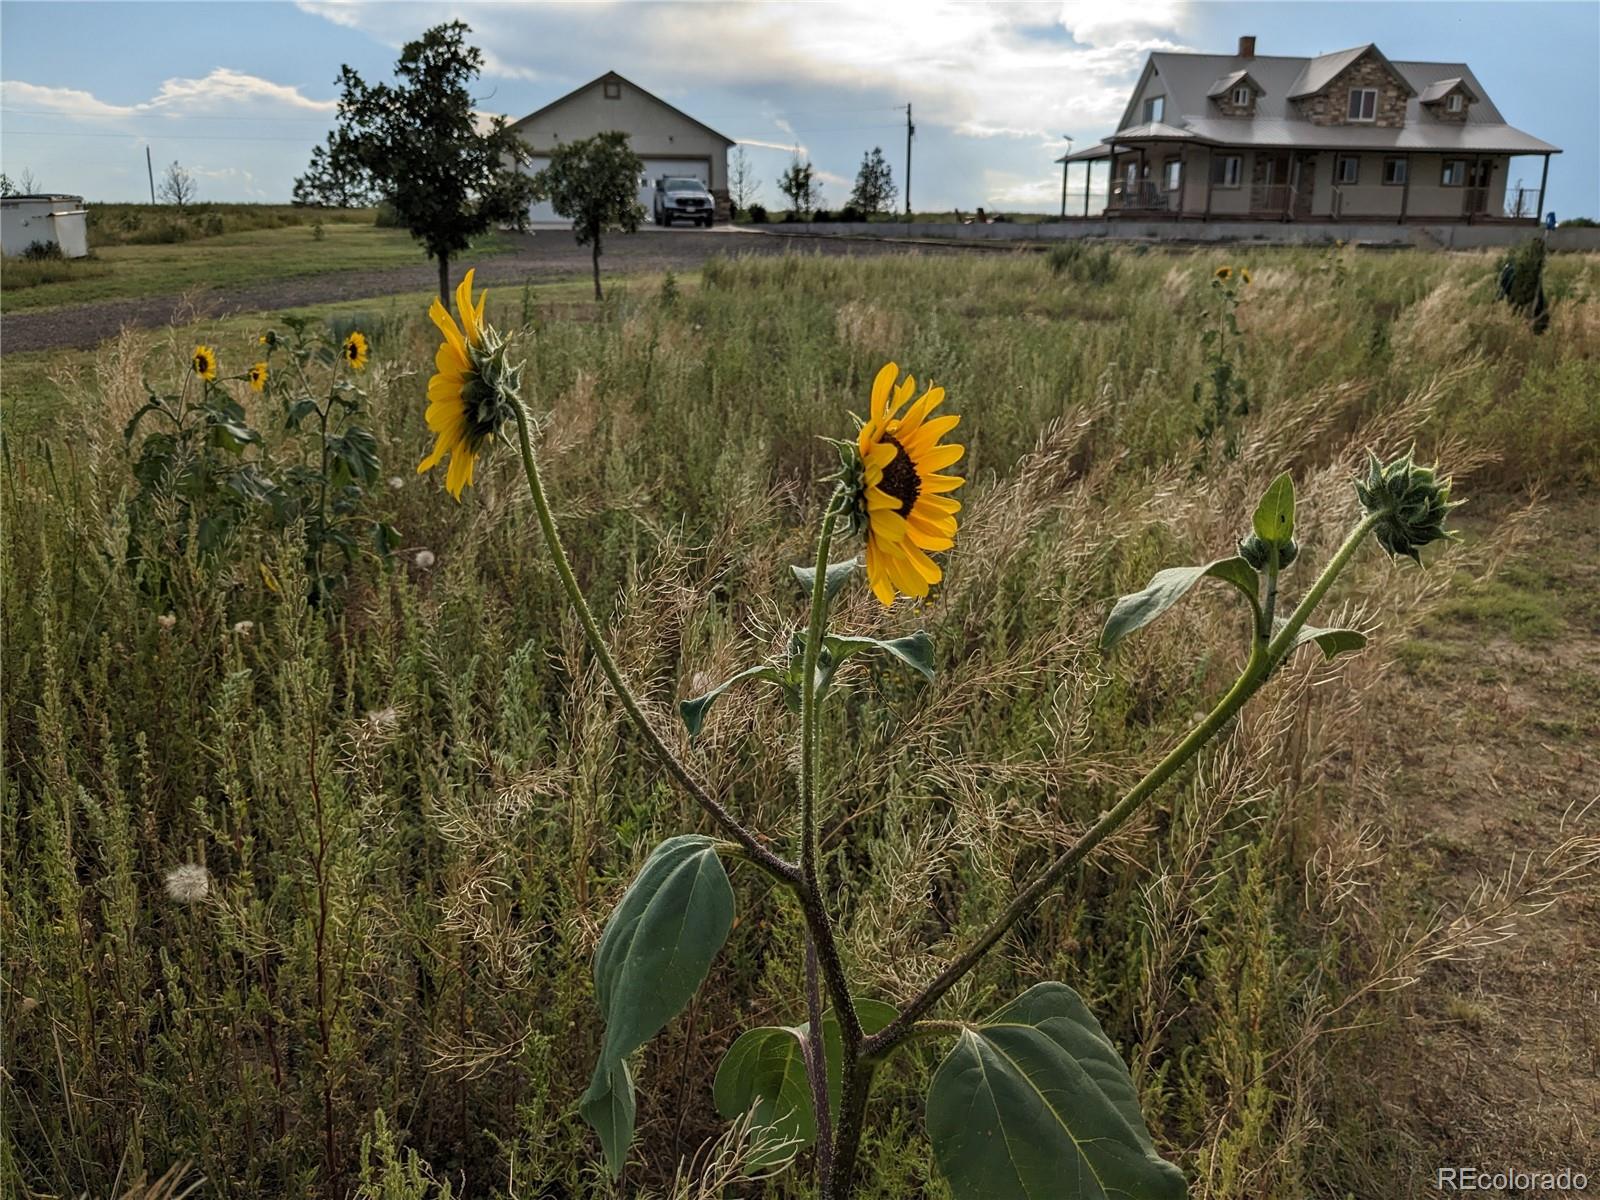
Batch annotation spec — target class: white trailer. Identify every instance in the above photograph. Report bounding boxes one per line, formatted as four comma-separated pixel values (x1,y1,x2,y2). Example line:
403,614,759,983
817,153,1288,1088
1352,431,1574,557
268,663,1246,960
2,194,90,258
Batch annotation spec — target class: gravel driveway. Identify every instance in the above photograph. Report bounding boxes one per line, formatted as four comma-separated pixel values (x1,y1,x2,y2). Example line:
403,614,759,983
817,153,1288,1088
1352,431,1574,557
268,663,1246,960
1,228,967,355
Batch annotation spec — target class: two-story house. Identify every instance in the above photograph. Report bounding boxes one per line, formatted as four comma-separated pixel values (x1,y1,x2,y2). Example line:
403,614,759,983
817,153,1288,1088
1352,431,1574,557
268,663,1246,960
1062,37,1560,223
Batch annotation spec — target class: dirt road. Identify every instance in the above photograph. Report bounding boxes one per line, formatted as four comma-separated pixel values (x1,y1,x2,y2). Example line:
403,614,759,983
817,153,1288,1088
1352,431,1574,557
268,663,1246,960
0,228,966,355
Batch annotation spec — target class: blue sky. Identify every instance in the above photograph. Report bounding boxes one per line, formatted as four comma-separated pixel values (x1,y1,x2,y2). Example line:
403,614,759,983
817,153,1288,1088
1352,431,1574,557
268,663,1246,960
2,1,1594,217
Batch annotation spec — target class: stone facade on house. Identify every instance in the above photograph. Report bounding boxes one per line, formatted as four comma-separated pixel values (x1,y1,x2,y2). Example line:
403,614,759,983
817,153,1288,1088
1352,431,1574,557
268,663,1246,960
1213,88,1257,118
1424,89,1473,124
1294,52,1411,127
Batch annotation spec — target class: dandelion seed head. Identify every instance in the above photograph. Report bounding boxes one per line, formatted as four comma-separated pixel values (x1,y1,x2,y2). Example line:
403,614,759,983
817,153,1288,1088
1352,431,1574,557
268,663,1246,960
389,476,405,491
414,549,436,569
164,863,211,905
158,613,177,631
232,620,255,636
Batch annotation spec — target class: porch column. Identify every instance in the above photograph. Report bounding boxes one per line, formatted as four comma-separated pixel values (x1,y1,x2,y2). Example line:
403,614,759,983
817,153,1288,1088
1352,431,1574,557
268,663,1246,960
1536,153,1550,223
1083,158,1092,216
1399,152,1411,224
1204,149,1214,220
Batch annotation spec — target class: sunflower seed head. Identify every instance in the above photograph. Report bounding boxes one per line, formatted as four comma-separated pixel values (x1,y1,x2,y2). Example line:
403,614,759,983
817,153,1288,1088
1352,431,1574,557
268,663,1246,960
1238,533,1298,571
1355,448,1462,564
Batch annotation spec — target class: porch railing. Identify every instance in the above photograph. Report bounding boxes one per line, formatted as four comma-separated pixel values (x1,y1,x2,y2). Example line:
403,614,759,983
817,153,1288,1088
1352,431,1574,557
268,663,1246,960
1332,184,1542,221
1107,181,1179,212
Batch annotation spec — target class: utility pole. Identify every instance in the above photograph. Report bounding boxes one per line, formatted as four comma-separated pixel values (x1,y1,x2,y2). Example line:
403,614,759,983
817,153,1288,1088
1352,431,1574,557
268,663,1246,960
146,145,156,204
904,103,914,216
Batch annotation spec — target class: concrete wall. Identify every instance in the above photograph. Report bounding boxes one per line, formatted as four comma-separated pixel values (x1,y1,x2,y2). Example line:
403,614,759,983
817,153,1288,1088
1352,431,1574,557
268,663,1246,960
509,77,730,193
754,220,1600,251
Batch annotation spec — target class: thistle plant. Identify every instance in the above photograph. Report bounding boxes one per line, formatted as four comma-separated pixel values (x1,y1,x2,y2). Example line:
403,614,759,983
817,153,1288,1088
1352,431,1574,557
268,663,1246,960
418,270,1461,1199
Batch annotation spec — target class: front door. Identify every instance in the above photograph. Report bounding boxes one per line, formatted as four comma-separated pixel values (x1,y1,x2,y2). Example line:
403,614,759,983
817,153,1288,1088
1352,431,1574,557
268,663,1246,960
1289,153,1315,218
1252,153,1289,215
1464,159,1494,216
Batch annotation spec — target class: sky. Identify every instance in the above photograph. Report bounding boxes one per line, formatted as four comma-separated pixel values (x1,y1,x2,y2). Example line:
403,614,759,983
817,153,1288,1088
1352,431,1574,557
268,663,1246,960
1,1,1595,218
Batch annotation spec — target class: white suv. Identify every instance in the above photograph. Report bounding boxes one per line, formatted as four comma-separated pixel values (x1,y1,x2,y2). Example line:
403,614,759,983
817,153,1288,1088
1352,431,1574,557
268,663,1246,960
653,176,715,227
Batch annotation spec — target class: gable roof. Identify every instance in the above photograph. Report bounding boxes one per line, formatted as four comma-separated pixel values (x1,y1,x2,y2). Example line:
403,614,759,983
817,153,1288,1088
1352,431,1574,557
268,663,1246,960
1287,44,1415,99
1102,47,1558,155
509,71,735,146
1419,76,1480,105
1206,70,1264,98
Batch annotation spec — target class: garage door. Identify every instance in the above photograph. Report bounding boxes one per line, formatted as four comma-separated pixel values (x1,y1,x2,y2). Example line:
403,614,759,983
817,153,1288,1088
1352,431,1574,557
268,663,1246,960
525,158,561,223
526,155,714,225
639,158,712,222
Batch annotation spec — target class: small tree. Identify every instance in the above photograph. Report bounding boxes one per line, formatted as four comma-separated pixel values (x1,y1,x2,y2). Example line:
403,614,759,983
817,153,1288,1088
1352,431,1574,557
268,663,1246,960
292,133,377,208
330,21,538,305
158,161,197,210
848,146,897,216
777,157,817,216
729,146,760,212
532,132,644,301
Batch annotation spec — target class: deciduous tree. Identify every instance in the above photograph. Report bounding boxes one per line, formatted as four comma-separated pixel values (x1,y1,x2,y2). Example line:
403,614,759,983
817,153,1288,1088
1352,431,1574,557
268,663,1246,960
532,131,644,301
328,21,537,305
292,133,377,208
777,157,818,216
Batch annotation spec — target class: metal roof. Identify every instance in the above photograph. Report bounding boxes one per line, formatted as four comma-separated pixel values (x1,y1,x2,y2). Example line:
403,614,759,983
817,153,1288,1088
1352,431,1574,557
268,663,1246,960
1098,48,1558,155
1206,70,1263,99
1286,44,1415,99
1418,76,1480,105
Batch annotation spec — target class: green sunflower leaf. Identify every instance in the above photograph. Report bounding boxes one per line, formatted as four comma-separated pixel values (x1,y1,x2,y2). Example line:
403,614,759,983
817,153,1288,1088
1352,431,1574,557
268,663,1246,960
1100,557,1259,652
679,665,788,736
791,558,860,602
713,999,898,1169
927,983,1187,1200
822,632,936,681
1252,472,1295,546
581,835,735,1176
1283,623,1368,662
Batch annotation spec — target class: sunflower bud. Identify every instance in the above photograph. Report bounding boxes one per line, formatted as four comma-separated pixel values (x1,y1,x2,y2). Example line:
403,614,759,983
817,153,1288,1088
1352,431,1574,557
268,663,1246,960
1238,533,1297,571
1354,449,1461,563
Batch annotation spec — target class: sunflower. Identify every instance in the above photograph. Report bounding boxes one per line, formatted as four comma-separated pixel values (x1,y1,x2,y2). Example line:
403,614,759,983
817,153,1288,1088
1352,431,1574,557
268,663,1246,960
191,345,218,381
247,361,269,392
417,269,519,500
852,362,964,607
1213,266,1233,282
1240,267,1253,285
343,331,370,371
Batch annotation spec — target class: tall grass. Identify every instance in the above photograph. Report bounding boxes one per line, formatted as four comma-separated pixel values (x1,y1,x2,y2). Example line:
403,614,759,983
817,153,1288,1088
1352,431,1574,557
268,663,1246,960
3,245,1596,1198
85,203,377,247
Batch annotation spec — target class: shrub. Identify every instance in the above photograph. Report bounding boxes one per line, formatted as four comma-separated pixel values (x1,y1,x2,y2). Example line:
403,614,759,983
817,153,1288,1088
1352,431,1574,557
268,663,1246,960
21,239,64,261
837,204,866,223
812,209,834,223
1046,240,1117,285
748,203,768,224
374,200,403,228
1557,216,1597,227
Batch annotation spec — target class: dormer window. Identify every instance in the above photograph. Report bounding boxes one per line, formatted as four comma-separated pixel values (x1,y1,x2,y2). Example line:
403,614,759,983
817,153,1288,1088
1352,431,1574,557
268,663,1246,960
1446,92,1463,113
1231,85,1252,106
1143,95,1165,123
1347,88,1378,121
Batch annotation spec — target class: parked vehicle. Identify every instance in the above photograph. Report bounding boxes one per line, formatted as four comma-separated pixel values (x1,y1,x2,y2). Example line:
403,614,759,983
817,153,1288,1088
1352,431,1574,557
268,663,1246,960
653,176,715,227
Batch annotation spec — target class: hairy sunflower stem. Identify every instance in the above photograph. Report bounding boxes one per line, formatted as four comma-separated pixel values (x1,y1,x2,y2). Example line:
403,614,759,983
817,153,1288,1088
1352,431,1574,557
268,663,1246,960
803,935,834,1188
863,512,1383,1062
509,401,798,885
1260,542,1280,643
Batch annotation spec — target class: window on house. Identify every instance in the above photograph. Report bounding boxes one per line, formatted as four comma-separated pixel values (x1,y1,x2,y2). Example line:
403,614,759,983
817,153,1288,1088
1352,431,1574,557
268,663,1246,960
1346,88,1378,121
1336,156,1360,185
1383,158,1408,185
603,80,622,99
1212,155,1243,187
1164,159,1182,192
1441,159,1467,186
1231,85,1252,107
1143,95,1165,123
1446,92,1464,113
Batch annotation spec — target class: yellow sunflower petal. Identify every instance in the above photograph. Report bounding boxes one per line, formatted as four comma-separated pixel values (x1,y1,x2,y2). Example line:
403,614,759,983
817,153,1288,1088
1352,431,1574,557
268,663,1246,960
900,541,943,585
917,443,965,472
456,270,481,346
435,341,469,378
865,486,902,512
883,544,929,597
903,413,960,453
869,508,910,543
896,386,946,441
919,494,962,515
865,442,897,470
906,514,955,550
870,362,899,425
445,442,474,499
864,540,897,606
888,375,916,421
429,299,466,359
921,473,965,494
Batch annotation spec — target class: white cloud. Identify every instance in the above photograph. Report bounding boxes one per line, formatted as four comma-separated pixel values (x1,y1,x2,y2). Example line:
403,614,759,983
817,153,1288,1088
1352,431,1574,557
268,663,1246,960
2,69,334,124
293,1,1189,142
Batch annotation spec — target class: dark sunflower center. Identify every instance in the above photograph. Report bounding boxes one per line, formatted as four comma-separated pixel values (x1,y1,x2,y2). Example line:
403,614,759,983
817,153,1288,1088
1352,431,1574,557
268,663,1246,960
461,373,502,440
345,342,359,360
879,435,920,517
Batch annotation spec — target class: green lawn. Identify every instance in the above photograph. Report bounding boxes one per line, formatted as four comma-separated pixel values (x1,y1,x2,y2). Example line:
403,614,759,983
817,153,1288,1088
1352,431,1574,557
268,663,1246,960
1,222,512,313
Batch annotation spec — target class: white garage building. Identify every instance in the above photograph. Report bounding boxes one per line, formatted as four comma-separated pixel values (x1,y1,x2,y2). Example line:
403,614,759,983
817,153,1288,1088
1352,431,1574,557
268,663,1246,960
507,71,734,224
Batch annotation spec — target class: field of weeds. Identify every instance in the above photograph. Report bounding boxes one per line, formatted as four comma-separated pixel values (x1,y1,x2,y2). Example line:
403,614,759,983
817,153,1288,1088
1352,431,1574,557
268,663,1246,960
3,244,1597,1198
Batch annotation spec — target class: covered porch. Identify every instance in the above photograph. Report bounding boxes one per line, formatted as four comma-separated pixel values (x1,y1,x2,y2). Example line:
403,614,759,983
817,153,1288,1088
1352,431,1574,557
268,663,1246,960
1062,140,1550,224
